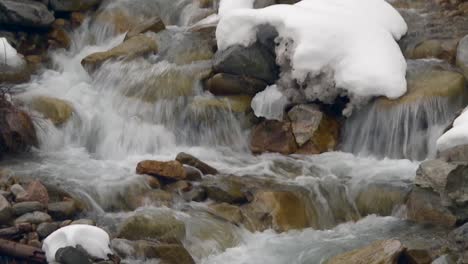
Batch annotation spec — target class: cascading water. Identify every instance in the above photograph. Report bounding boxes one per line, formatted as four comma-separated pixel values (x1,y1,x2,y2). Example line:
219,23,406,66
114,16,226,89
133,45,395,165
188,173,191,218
342,60,466,160
0,0,455,263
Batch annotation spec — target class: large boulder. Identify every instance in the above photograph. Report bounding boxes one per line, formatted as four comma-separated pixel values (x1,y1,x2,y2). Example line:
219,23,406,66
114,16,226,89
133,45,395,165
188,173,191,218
81,34,158,71
213,43,278,84
28,96,73,125
457,35,468,79
287,104,340,154
326,240,405,264
136,160,186,181
117,212,186,241
49,0,101,12
250,120,298,155
0,0,54,28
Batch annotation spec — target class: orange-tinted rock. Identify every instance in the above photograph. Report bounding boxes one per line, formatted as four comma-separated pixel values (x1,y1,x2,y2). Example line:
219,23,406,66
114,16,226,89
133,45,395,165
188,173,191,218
136,160,186,181
250,120,298,155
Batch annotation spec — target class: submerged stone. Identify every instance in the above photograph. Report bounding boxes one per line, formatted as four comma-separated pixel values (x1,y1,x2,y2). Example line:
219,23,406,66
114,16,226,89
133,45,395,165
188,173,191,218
326,240,405,264
28,96,73,126
118,212,186,241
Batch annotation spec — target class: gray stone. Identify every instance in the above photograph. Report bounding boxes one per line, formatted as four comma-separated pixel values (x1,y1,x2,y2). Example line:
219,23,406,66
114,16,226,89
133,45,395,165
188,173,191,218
14,211,52,224
206,73,268,96
213,43,278,84
0,0,54,28
414,159,457,195
12,201,45,216
287,104,323,147
176,152,218,175
0,194,12,225
55,246,92,264
438,144,468,163
203,179,248,204
71,219,95,226
37,222,59,239
431,254,456,264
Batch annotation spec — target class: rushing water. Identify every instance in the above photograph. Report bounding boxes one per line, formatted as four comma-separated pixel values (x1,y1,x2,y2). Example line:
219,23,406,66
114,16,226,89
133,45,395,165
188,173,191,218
1,1,455,263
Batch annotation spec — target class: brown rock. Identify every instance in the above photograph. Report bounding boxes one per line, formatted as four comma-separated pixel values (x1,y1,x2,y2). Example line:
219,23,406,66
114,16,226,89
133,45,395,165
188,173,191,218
407,187,457,227
327,240,405,264
250,120,298,155
18,180,49,205
164,181,192,193
0,103,38,153
125,16,165,40
48,27,71,50
183,166,202,181
145,176,161,189
209,203,243,224
81,34,158,71
136,160,186,181
206,73,268,96
176,152,218,175
241,190,313,232
71,12,86,28
29,96,74,125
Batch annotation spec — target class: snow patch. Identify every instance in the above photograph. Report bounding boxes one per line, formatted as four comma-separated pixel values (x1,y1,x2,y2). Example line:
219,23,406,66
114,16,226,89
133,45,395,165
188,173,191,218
217,0,408,113
0,37,25,68
437,107,468,151
251,85,289,120
42,225,112,262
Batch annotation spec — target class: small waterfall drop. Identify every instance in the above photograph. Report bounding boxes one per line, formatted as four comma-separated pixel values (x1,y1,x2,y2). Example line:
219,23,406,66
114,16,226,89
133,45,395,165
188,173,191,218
342,60,466,160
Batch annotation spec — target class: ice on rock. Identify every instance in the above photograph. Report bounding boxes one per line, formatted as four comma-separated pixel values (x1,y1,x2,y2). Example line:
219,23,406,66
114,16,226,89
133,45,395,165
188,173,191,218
437,107,468,151
217,0,408,112
0,37,25,69
42,224,113,262
251,85,289,121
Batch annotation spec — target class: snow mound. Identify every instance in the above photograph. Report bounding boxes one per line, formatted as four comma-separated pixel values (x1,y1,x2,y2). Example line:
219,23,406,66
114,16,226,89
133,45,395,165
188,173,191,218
42,225,112,262
217,0,408,112
0,37,25,68
437,107,468,151
251,85,289,120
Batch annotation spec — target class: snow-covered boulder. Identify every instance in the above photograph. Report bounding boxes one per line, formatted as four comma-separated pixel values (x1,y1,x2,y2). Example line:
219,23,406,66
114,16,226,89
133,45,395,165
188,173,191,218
217,0,408,114
437,108,468,153
0,37,25,69
251,85,289,120
42,225,113,262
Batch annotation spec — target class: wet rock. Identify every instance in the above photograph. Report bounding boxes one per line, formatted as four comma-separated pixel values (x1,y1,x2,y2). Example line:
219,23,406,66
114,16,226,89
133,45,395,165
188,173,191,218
81,34,158,72
119,186,173,211
164,181,192,193
112,239,195,264
457,35,468,79
250,120,298,155
438,144,468,163
213,43,278,84
12,201,45,215
0,102,38,154
49,0,101,12
118,212,186,241
206,73,268,96
202,178,248,204
0,0,54,28
145,175,161,189
241,190,314,232
0,194,12,224
288,104,340,153
415,159,458,195
190,95,253,113
19,180,49,205
407,186,457,227
405,249,433,264
182,186,207,202
93,8,137,34
327,240,405,264
208,203,243,224
377,69,466,108
125,16,165,40
15,211,52,224
176,152,218,175
183,166,203,181
48,27,71,50
29,96,74,125
136,160,186,181
47,200,78,220
37,222,59,239
355,180,411,217
407,39,459,62
71,219,95,225
55,246,92,264
432,255,457,264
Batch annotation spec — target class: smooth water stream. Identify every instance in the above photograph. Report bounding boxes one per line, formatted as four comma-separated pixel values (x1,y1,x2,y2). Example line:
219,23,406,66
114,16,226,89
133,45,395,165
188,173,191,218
1,1,455,263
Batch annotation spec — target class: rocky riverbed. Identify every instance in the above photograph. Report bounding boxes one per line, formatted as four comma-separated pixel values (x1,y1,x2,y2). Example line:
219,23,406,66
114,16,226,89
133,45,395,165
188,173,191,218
1,0,468,263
